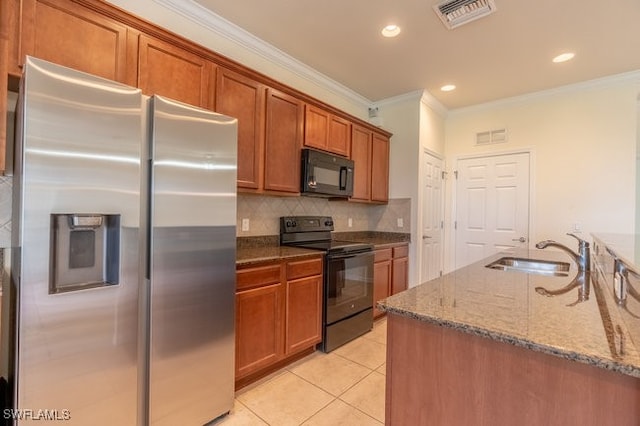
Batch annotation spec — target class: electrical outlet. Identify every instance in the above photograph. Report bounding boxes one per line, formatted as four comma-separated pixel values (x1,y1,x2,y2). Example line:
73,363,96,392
573,222,582,232
397,218,404,228
241,218,250,232
348,218,353,228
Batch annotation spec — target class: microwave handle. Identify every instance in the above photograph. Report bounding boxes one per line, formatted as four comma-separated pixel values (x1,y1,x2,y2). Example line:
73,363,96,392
339,166,348,190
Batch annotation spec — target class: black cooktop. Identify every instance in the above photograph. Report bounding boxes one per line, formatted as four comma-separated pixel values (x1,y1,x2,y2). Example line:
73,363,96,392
280,216,372,255
289,239,372,255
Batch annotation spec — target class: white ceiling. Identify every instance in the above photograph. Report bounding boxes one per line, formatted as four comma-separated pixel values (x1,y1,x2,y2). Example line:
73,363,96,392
192,0,640,109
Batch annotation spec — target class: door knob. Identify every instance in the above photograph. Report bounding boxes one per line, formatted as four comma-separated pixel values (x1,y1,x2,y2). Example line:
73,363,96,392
512,237,526,243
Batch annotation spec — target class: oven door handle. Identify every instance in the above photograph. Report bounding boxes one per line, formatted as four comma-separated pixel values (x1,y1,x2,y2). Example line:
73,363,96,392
327,250,373,260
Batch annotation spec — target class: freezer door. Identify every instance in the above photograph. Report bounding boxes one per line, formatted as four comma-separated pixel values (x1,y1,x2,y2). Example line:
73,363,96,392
147,96,237,425
14,57,142,425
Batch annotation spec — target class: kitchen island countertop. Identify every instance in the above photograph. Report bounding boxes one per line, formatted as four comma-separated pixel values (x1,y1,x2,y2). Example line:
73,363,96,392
378,248,640,378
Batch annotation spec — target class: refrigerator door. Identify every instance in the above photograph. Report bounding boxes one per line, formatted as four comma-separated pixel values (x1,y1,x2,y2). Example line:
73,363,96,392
147,96,237,425
14,57,142,425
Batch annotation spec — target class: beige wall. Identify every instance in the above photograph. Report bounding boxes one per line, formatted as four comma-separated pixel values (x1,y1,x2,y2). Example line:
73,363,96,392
444,78,639,272
376,92,423,286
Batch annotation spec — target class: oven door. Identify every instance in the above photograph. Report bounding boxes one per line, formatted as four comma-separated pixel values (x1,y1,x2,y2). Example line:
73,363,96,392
325,250,374,325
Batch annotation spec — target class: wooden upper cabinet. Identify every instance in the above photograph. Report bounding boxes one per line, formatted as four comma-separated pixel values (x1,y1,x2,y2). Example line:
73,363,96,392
351,124,373,201
371,132,390,202
264,89,304,193
216,68,265,190
17,0,131,83
137,34,213,109
350,124,390,203
303,104,351,156
328,115,351,156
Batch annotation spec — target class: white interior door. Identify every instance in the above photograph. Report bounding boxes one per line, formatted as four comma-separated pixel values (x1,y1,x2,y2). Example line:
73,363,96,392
455,152,530,269
421,150,444,282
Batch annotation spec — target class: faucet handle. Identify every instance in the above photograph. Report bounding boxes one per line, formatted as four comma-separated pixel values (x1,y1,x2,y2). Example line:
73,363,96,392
566,232,590,248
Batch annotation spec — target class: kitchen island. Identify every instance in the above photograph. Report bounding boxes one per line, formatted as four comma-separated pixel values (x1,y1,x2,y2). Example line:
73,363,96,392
378,249,640,425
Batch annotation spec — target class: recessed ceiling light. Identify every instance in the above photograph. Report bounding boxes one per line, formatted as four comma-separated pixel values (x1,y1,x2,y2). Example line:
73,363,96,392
440,84,456,92
552,52,575,63
381,24,401,38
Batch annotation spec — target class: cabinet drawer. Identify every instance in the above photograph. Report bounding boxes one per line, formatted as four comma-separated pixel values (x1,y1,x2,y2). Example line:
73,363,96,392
393,245,408,258
286,257,323,280
237,263,282,291
375,248,392,263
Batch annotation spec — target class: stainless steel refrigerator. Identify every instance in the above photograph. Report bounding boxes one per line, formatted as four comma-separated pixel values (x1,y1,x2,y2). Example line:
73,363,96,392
9,57,237,425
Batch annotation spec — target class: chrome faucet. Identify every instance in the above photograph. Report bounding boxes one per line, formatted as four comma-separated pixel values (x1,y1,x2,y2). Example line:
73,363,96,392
535,233,591,272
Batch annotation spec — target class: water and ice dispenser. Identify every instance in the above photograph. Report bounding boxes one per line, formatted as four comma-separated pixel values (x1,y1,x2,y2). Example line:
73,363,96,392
49,214,120,294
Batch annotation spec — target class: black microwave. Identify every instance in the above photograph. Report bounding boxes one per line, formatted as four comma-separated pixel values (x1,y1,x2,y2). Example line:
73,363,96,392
301,148,354,198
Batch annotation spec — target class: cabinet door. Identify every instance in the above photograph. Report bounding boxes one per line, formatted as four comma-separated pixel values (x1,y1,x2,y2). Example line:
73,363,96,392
392,256,409,294
216,68,265,190
371,132,390,202
351,125,372,201
138,34,213,109
19,0,130,82
264,89,303,193
235,283,284,379
285,275,322,354
303,104,329,151
328,115,351,157
373,260,392,318
304,104,351,157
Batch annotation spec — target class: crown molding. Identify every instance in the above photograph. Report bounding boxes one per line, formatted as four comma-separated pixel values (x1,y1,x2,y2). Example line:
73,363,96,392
371,90,449,118
153,0,373,109
449,70,640,116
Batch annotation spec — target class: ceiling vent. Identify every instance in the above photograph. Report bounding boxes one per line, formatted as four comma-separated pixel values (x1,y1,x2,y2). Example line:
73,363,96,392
476,128,507,145
433,0,497,29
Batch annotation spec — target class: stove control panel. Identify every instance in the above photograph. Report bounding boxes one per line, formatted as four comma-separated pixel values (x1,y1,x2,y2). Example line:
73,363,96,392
280,216,334,233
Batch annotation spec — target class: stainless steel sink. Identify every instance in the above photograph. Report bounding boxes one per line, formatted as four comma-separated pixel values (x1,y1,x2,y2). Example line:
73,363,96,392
485,256,571,277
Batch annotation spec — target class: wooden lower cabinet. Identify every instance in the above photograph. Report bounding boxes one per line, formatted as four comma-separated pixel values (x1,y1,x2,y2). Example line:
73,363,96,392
235,283,283,378
374,244,409,318
235,256,322,387
373,250,392,319
285,275,322,354
391,245,409,294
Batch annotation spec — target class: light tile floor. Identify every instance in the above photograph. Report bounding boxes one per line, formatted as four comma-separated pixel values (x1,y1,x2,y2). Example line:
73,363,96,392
215,318,387,426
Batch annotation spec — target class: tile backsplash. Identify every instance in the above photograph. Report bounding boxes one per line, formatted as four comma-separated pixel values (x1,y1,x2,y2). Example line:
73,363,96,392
236,194,411,237
0,178,410,242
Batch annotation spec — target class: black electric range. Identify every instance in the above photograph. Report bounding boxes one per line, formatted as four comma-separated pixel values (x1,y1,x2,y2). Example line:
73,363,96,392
280,216,374,352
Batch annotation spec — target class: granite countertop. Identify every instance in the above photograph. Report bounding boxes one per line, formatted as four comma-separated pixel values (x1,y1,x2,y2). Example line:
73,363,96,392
378,248,640,378
236,236,322,266
236,232,410,266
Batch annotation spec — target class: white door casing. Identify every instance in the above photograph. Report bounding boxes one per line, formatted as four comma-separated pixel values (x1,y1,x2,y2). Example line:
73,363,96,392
455,152,530,270
421,149,444,283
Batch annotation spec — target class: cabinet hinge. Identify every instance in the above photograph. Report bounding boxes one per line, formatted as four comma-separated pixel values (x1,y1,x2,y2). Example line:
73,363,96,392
441,171,447,180
439,270,443,277
454,170,458,179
